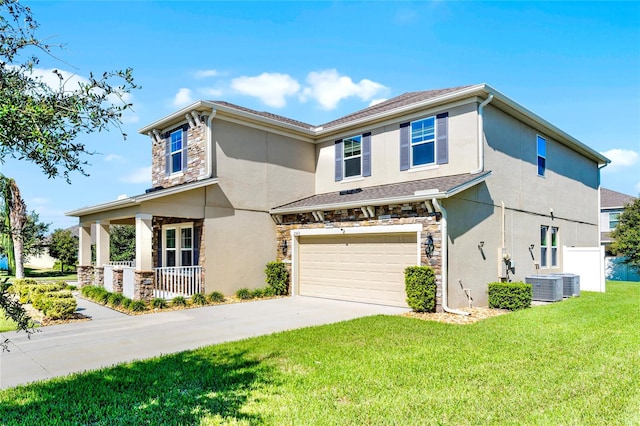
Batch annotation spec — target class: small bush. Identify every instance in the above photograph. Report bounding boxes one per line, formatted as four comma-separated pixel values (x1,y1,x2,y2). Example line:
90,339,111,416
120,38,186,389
66,285,77,291
130,300,147,312
236,288,253,300
251,288,265,298
44,298,77,320
107,293,125,307
151,298,167,309
191,293,207,305
120,298,132,310
32,290,73,312
488,282,532,310
172,296,188,307
265,261,289,295
405,266,437,312
207,292,225,303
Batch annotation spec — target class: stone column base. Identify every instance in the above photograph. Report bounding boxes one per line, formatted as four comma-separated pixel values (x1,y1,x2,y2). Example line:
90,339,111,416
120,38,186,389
134,270,155,301
77,265,95,288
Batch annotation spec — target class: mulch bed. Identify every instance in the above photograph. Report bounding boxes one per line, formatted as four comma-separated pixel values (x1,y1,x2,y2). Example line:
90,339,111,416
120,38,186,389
404,306,510,325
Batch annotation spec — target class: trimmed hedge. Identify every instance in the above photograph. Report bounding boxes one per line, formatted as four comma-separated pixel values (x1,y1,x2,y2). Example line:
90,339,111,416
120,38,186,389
265,261,289,295
44,298,77,320
488,282,532,310
405,266,437,312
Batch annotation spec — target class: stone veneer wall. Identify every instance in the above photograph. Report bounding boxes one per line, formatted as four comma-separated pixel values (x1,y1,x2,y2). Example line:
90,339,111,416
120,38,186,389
77,265,94,288
113,268,124,294
134,271,155,301
275,202,444,311
93,267,104,288
150,116,208,189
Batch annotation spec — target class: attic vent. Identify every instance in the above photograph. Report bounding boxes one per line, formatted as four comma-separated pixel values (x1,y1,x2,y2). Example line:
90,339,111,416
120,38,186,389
339,188,363,196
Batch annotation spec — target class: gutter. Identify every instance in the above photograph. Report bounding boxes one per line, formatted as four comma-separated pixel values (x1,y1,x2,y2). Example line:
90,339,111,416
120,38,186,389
431,198,470,316
471,93,494,174
198,109,216,181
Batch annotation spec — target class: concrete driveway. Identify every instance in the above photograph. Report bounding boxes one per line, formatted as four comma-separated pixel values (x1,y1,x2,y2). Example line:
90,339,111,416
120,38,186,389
0,295,408,389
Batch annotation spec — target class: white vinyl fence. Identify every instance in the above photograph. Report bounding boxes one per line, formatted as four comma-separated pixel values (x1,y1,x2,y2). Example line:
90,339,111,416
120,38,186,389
154,266,202,300
562,246,605,292
103,265,114,293
122,266,135,299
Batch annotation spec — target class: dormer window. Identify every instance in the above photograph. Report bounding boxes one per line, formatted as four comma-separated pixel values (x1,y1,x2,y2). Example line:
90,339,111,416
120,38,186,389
164,124,188,176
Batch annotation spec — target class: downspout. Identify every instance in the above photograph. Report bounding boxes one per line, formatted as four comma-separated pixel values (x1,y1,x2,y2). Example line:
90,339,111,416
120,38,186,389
471,94,494,174
198,109,216,180
431,198,470,316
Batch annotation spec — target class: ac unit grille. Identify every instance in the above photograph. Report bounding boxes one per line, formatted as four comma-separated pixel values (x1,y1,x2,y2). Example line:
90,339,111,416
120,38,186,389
525,276,563,302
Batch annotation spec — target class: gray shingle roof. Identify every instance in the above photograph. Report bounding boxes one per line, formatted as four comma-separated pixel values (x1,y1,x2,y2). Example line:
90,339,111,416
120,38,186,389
273,171,491,212
600,188,637,209
211,85,477,132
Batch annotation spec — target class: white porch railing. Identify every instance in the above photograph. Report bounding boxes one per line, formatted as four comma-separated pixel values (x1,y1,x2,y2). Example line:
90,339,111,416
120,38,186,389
108,260,136,267
123,266,135,299
103,265,114,292
154,266,202,300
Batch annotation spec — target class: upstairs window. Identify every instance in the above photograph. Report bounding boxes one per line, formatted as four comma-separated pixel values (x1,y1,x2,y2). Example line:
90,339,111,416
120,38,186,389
537,135,546,176
165,124,188,176
540,225,549,268
609,211,621,229
170,130,183,173
411,117,436,167
343,135,362,178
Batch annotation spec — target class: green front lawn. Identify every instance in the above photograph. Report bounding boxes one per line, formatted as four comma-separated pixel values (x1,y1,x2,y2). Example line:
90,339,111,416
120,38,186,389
1,282,638,425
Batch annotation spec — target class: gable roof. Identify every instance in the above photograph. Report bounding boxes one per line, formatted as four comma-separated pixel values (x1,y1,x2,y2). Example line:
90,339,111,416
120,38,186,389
600,188,637,209
271,171,491,214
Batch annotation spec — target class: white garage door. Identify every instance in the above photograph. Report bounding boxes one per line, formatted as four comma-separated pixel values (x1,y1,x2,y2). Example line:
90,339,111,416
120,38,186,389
298,233,417,307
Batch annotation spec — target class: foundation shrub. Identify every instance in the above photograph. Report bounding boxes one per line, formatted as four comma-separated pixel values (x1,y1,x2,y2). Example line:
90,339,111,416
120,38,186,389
207,292,225,303
251,288,265,298
120,298,132,310
32,290,73,311
236,288,253,300
265,261,289,295
404,266,437,312
151,298,167,309
107,293,125,307
44,298,77,320
130,300,146,312
191,293,207,305
172,296,187,307
488,282,532,310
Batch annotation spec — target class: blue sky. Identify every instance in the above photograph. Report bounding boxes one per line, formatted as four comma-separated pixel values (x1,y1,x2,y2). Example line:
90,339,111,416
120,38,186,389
3,1,639,230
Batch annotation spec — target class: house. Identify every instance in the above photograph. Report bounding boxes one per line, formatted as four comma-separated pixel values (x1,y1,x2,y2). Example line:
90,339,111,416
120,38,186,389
600,187,639,281
66,83,609,310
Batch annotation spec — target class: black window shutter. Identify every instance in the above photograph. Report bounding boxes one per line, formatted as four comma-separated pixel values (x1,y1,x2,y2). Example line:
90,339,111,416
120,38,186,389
335,139,343,181
164,133,171,176
156,229,163,267
181,125,189,171
362,132,371,177
436,112,449,164
193,224,200,265
399,122,410,171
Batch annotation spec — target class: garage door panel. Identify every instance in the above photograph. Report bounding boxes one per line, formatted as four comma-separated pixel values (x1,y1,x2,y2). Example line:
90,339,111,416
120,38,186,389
298,232,416,307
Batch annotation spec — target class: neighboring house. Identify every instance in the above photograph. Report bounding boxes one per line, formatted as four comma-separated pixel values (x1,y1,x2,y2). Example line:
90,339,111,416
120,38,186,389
600,188,639,281
66,83,609,310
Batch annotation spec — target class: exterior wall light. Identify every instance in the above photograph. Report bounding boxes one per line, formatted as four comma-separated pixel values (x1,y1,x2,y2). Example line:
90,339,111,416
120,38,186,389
281,239,288,256
425,234,434,258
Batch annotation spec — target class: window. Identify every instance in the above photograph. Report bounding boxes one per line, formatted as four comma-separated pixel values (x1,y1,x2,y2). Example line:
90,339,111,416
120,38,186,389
537,135,546,176
170,129,183,174
343,135,362,178
411,117,436,167
163,224,193,267
551,227,559,267
540,225,549,267
609,211,621,229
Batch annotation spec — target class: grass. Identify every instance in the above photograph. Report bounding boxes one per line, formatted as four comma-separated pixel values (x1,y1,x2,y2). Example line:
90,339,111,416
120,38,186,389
0,268,77,283
0,309,18,332
0,281,638,425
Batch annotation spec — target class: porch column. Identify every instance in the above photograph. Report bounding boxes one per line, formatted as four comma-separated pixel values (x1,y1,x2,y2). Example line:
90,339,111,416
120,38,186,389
78,222,92,265
95,219,110,267
135,213,153,271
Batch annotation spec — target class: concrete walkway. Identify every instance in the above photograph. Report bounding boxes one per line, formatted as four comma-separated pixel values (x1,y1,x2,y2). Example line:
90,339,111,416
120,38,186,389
0,296,408,389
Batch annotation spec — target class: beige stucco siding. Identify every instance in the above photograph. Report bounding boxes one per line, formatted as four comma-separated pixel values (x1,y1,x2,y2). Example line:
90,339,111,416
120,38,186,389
315,102,479,194
203,207,276,295
213,120,315,211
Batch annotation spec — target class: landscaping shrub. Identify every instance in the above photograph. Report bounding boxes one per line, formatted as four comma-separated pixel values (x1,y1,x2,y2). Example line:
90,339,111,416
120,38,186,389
66,285,77,291
404,266,437,312
130,300,147,312
488,282,532,310
11,278,37,296
236,288,253,300
120,298,132,310
44,298,77,320
107,293,125,307
32,290,73,312
191,293,207,305
172,296,187,307
151,298,167,309
207,292,225,303
251,288,265,298
265,261,289,295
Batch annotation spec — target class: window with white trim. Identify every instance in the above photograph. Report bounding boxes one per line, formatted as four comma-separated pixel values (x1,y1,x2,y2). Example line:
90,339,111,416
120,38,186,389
411,116,436,167
170,129,183,174
551,227,559,267
163,223,193,267
343,135,362,178
609,211,621,229
537,135,546,176
540,225,549,268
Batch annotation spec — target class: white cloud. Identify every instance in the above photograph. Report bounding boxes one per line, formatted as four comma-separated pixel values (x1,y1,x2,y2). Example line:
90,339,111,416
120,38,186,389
300,69,387,110
172,88,194,108
119,166,151,184
198,87,223,97
369,98,387,107
601,148,639,171
104,154,124,162
231,73,300,108
193,69,219,79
